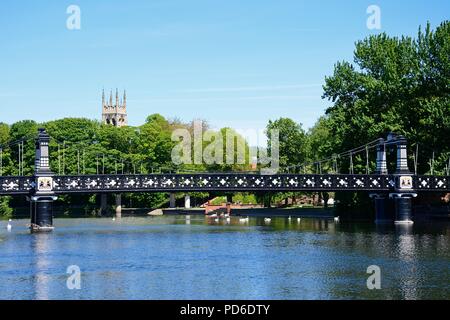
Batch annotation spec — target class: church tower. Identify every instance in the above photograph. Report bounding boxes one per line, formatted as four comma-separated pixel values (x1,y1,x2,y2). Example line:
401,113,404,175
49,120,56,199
102,89,128,127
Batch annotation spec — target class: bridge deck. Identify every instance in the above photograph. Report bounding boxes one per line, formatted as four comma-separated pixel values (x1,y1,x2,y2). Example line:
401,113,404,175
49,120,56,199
1,174,448,195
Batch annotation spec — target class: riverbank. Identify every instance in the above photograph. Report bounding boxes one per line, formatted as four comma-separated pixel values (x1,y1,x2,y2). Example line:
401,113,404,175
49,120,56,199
3,205,448,221
161,207,335,218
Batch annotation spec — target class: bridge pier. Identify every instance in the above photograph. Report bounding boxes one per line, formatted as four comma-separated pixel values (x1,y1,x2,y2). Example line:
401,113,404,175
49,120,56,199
263,193,272,208
184,194,191,209
30,196,57,232
100,193,108,216
115,194,122,218
370,193,393,224
391,194,415,224
30,129,57,232
169,193,176,208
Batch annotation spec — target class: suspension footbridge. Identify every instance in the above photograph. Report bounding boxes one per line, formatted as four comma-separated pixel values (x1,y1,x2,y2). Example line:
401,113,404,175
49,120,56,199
0,129,449,231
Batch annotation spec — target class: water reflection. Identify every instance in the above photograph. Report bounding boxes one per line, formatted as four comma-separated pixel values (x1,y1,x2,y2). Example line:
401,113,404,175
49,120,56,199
30,233,52,300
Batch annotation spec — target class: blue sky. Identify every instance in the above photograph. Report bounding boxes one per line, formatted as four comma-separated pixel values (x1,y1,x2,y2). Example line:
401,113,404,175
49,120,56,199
1,0,449,133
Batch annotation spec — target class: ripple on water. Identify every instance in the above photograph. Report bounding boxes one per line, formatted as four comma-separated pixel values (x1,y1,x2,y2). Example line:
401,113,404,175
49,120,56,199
0,216,448,300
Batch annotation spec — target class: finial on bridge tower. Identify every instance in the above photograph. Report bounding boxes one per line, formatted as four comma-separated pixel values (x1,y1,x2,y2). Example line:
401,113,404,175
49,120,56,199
35,128,52,175
386,132,411,174
394,134,411,174
375,138,387,174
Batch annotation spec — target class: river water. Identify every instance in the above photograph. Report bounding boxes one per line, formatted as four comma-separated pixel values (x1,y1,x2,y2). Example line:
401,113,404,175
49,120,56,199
0,216,449,300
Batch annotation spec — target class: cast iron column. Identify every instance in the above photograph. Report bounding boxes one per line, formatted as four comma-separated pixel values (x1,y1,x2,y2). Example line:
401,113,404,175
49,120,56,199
390,135,417,224
375,139,388,175
371,139,391,223
30,128,57,232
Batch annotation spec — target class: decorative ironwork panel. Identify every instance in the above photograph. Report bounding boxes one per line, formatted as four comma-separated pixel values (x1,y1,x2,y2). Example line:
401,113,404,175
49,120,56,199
0,176,33,195
416,176,449,191
49,173,399,193
2,174,449,195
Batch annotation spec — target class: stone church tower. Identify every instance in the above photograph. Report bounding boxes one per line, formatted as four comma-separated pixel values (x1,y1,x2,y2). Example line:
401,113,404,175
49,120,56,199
102,89,128,127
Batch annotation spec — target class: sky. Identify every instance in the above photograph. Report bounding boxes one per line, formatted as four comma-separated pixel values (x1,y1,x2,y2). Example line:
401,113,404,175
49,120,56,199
1,0,449,135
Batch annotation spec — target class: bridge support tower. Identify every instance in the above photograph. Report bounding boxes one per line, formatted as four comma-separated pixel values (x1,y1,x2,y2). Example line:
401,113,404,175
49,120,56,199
371,135,417,224
371,139,392,223
388,134,416,224
30,129,57,232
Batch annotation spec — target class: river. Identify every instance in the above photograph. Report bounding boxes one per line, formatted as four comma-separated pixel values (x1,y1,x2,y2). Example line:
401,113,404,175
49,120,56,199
0,216,449,300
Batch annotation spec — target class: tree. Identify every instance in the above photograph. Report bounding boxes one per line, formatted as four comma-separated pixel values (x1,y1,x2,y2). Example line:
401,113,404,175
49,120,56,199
139,113,175,170
321,21,450,217
266,118,308,168
306,116,333,166
265,118,308,205
9,120,38,176
0,123,9,145
323,21,450,174
0,196,12,217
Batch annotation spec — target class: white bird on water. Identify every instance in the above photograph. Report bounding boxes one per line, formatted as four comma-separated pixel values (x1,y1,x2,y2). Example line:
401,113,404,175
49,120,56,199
264,218,271,223
7,219,12,231
239,217,250,223
112,217,116,221
297,218,301,223
334,216,340,223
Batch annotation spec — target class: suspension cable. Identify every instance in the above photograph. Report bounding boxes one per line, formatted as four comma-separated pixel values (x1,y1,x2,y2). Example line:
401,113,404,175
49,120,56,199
365,145,369,175
349,152,354,174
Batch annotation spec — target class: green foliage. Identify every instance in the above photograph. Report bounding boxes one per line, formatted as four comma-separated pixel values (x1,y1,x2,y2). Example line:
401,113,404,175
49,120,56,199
209,193,257,205
321,21,450,214
266,118,307,167
210,197,227,205
322,21,450,174
306,116,333,170
0,196,12,217
0,123,10,145
1,21,447,218
266,118,308,203
139,113,174,168
232,193,257,204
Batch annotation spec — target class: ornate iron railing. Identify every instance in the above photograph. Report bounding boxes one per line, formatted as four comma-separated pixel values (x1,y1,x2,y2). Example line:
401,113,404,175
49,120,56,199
1,174,448,195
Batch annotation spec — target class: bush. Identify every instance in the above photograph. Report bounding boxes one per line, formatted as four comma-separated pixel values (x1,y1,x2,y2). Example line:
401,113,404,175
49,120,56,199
0,196,13,217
